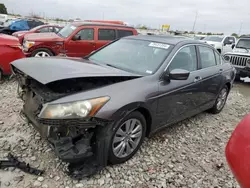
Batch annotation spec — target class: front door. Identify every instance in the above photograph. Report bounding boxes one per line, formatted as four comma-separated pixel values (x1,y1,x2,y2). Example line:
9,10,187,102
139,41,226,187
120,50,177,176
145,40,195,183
156,45,204,127
222,37,235,54
65,28,96,57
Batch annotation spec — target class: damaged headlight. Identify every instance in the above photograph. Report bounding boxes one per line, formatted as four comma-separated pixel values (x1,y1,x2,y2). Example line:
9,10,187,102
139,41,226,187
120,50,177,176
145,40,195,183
39,96,110,119
24,41,35,49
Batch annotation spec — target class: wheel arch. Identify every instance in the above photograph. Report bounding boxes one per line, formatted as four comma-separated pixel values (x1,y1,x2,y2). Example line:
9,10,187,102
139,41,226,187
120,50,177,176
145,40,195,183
32,47,56,56
110,102,153,137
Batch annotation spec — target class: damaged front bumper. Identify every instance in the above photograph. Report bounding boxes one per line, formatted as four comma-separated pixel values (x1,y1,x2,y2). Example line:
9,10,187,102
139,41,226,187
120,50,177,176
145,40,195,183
17,85,113,178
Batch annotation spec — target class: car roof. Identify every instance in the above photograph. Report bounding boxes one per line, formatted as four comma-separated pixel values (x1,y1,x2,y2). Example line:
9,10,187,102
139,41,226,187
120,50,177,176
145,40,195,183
71,21,134,29
124,35,205,45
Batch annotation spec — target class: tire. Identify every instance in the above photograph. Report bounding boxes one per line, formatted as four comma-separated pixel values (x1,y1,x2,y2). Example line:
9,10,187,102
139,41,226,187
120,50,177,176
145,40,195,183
209,85,229,114
31,48,54,57
108,111,146,164
234,74,241,81
0,69,3,83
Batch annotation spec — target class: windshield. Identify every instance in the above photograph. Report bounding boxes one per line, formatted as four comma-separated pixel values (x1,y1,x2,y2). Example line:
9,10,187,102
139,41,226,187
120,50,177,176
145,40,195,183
203,36,224,42
236,39,250,49
57,24,77,38
89,39,173,75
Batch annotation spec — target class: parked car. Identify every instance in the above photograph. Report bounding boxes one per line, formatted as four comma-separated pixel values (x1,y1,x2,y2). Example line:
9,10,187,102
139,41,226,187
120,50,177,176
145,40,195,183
226,114,250,188
223,36,250,80
12,35,235,175
0,34,25,81
12,24,63,43
0,19,44,35
22,22,138,58
202,35,236,54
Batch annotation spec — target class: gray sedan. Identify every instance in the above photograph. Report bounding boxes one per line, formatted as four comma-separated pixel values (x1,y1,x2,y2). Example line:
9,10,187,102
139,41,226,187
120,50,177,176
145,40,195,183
11,35,236,177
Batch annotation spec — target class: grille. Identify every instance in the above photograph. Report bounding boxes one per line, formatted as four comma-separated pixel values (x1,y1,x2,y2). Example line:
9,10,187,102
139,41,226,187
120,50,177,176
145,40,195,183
228,55,249,66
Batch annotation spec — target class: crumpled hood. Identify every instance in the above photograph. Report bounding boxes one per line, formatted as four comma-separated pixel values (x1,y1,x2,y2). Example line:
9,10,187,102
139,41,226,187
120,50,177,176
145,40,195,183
11,57,140,84
24,32,63,42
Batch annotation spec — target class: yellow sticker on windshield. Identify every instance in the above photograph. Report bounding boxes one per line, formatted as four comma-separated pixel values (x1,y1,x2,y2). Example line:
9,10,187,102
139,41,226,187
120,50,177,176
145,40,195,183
149,42,170,49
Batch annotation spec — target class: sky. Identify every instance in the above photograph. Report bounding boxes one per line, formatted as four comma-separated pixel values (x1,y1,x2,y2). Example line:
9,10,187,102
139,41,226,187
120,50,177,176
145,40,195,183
2,0,250,34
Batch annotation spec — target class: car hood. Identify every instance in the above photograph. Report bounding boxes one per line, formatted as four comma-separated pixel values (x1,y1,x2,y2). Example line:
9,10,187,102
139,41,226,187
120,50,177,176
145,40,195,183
24,32,63,42
225,51,250,56
11,57,141,84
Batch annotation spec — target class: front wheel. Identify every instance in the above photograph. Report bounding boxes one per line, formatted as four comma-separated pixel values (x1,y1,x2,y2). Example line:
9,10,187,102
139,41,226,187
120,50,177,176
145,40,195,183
209,85,229,114
31,48,54,57
108,111,146,164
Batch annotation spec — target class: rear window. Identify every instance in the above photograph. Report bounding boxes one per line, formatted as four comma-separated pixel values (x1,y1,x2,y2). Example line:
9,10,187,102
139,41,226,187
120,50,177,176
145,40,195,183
98,29,116,40
117,30,133,38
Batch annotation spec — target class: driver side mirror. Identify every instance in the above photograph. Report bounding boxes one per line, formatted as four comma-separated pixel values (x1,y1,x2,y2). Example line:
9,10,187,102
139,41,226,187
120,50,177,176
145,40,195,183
72,35,81,41
35,30,40,33
232,44,235,49
163,69,190,81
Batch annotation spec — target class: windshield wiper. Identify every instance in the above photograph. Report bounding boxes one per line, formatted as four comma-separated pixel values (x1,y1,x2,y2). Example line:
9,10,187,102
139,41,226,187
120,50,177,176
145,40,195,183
105,64,122,70
57,33,63,38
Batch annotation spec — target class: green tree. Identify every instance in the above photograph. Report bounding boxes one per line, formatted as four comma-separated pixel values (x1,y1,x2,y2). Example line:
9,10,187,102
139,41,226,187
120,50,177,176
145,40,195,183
0,4,7,14
139,25,148,30
231,33,239,38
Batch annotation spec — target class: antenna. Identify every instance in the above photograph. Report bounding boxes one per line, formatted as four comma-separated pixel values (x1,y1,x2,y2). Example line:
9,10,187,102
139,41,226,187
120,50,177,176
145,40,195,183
192,11,198,32
239,22,243,35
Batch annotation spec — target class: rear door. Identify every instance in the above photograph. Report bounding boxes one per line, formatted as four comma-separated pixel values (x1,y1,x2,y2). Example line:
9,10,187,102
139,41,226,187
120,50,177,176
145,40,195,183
95,27,116,50
65,27,95,57
195,45,223,110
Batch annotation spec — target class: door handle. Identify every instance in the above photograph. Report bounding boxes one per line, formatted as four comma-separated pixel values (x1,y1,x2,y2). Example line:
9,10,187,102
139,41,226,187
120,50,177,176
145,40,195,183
194,76,202,83
219,69,223,73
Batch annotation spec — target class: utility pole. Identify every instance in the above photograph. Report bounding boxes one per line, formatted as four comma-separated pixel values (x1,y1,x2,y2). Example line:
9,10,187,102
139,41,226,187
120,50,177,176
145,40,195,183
192,11,198,33
239,22,243,36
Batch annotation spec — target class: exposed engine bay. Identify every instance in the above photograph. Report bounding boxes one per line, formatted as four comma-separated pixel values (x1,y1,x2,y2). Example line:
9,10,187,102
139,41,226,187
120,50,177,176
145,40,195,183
12,67,137,178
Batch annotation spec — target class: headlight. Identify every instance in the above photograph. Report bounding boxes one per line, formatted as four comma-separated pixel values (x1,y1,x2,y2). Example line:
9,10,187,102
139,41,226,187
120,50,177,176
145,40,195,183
24,41,35,49
247,59,250,64
39,96,110,119
224,55,230,61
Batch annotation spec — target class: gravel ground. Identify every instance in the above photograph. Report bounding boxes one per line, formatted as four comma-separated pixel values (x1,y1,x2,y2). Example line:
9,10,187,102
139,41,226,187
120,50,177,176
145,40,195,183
0,80,248,188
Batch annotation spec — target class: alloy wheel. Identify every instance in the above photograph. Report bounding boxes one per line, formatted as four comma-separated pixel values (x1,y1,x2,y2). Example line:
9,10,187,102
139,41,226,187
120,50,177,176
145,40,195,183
35,51,50,57
216,88,228,110
112,118,143,158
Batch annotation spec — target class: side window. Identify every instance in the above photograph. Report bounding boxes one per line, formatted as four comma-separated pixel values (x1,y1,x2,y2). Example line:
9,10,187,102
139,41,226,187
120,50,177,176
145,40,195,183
75,28,94,40
214,51,221,64
199,46,217,68
98,29,116,40
54,27,61,33
228,37,235,44
38,27,49,33
168,46,197,72
117,30,133,38
223,37,230,45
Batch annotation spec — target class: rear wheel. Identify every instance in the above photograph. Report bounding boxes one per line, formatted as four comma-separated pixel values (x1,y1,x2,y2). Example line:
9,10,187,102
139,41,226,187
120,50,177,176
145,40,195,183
31,48,54,57
209,85,229,114
108,111,146,164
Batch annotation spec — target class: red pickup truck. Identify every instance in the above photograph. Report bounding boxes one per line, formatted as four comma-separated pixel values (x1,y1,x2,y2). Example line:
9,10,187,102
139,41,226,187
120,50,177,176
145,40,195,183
23,22,138,57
